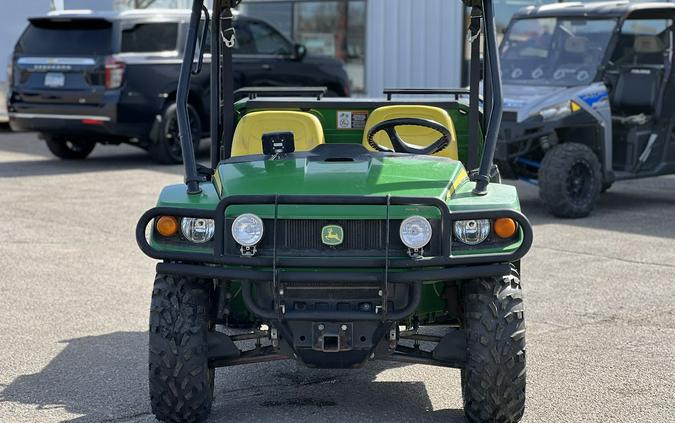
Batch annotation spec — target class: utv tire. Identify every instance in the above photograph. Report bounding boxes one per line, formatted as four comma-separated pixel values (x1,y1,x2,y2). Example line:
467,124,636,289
149,275,214,423
462,270,526,423
45,137,96,160
538,143,601,218
149,103,202,164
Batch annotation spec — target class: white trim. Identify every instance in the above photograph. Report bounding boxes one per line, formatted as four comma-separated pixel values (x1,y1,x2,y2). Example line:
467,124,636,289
10,113,111,122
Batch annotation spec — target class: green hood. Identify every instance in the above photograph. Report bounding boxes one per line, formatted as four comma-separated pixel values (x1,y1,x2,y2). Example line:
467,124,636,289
216,155,467,199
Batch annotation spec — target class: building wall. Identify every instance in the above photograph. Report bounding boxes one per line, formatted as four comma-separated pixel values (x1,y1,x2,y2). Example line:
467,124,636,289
0,1,52,81
365,0,464,97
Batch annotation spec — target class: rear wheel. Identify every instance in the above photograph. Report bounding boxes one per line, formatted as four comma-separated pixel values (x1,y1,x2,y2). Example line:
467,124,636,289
461,270,526,423
149,275,214,423
149,103,202,164
538,143,601,218
44,137,96,160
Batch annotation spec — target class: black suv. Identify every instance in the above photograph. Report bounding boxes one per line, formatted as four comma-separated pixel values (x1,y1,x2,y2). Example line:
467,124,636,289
8,10,350,163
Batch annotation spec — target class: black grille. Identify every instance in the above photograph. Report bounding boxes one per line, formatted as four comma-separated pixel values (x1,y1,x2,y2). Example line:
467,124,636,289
225,218,442,257
281,219,384,250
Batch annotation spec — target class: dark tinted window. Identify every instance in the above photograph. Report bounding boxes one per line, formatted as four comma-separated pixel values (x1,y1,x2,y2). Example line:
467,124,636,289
17,19,113,55
240,21,291,55
234,21,257,54
121,23,179,53
200,19,291,55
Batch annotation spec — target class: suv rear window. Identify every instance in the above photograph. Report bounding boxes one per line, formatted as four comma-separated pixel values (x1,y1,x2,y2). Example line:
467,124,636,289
17,19,113,55
121,23,179,53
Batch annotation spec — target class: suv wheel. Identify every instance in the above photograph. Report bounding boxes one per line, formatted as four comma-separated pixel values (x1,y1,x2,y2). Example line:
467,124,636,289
44,137,96,160
149,103,202,164
538,143,602,218
149,275,214,423
462,269,526,423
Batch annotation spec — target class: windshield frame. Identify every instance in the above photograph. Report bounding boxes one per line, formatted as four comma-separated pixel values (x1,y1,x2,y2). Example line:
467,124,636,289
500,16,620,87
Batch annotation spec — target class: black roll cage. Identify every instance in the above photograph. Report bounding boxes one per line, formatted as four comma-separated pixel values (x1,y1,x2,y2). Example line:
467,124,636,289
177,0,502,196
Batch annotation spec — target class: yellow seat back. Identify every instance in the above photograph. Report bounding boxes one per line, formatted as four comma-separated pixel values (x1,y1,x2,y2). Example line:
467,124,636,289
231,111,325,157
362,105,459,160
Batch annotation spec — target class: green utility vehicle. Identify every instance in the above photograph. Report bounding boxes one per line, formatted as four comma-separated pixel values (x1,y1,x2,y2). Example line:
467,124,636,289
136,1,533,422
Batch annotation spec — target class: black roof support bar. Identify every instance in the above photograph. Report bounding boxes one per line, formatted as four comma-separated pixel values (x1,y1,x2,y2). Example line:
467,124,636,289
473,0,503,195
177,0,204,194
210,0,222,169
467,6,482,172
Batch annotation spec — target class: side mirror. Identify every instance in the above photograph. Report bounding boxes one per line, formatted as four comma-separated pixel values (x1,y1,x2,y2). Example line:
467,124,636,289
294,44,307,61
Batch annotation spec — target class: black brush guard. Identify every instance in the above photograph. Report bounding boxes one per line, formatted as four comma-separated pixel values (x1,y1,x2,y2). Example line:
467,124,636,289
137,195,533,322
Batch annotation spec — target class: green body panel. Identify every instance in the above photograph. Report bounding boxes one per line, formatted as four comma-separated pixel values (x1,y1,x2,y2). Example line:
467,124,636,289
216,155,464,202
449,180,521,212
149,99,520,323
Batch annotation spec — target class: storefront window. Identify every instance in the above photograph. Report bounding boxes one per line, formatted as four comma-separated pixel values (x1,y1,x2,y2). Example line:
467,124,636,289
243,1,366,94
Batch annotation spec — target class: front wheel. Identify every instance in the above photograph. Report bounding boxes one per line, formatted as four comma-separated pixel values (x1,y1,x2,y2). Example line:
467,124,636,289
44,137,96,160
149,103,202,164
149,275,214,423
461,270,526,423
538,143,602,218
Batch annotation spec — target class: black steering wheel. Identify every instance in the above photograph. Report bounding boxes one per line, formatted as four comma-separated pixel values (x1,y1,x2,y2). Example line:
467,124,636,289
367,118,452,155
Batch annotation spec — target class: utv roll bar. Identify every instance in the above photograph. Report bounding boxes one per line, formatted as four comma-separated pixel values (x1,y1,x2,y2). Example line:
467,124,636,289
383,88,471,101
176,0,502,196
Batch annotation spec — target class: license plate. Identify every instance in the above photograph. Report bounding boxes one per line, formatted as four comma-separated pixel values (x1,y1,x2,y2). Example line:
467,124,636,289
44,72,65,88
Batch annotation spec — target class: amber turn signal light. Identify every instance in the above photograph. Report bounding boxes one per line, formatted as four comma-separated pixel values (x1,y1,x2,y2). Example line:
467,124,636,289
156,216,179,237
494,218,517,239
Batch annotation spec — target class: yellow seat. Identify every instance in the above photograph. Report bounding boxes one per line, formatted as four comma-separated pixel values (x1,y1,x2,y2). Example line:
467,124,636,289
362,105,459,160
231,111,325,157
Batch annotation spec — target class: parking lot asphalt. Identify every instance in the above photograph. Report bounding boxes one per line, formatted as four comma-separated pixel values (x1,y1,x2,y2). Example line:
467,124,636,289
0,130,673,423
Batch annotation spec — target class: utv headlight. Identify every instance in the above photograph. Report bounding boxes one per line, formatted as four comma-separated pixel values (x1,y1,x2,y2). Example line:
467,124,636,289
454,219,490,245
536,101,574,121
399,216,433,249
181,217,215,244
231,213,264,247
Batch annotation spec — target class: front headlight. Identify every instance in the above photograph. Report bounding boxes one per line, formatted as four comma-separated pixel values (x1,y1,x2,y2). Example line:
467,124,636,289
454,219,490,245
399,216,432,249
231,213,264,247
181,217,215,244
536,101,572,121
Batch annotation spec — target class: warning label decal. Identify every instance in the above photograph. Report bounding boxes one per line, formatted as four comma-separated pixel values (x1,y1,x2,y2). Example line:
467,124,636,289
337,110,368,130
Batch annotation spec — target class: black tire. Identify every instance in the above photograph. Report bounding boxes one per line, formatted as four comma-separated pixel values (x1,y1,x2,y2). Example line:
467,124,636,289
149,103,202,164
461,269,526,423
538,143,602,218
44,137,96,160
149,275,214,423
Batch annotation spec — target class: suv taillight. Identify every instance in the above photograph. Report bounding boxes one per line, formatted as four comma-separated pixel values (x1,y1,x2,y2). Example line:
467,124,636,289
105,56,125,89
7,54,13,86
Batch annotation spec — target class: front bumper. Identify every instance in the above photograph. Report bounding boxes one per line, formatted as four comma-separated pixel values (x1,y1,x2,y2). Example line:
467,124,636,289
137,194,533,323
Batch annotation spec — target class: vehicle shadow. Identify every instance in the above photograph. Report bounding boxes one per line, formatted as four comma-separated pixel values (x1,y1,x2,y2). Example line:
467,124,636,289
0,332,150,422
0,132,211,178
0,331,465,423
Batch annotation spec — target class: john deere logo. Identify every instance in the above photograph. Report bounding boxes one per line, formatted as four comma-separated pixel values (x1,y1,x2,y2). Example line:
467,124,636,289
321,225,344,246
